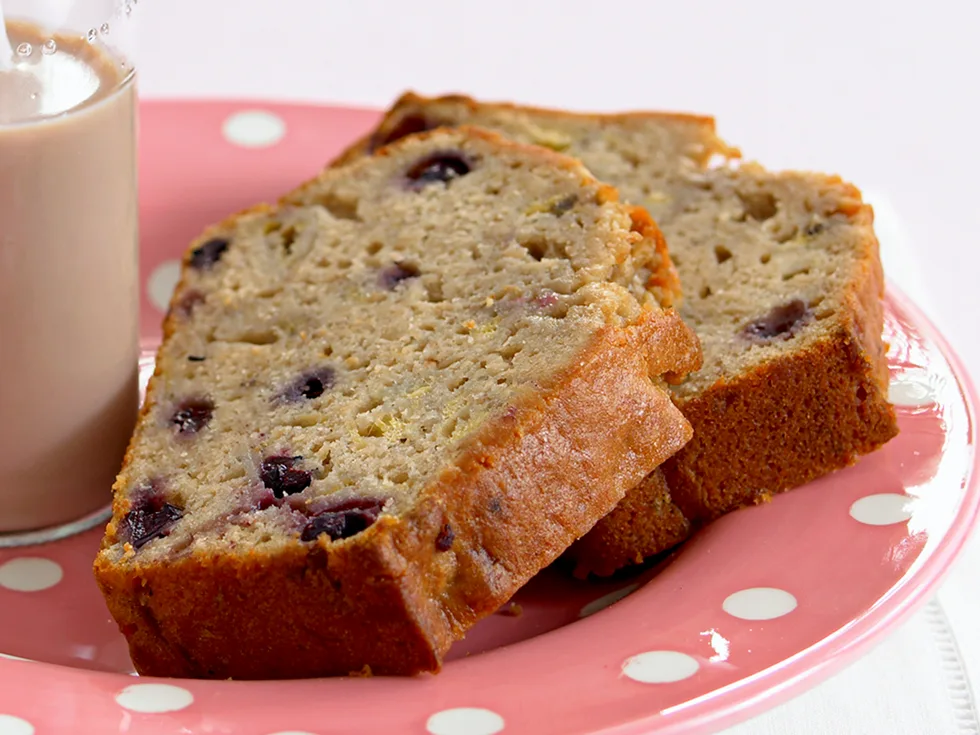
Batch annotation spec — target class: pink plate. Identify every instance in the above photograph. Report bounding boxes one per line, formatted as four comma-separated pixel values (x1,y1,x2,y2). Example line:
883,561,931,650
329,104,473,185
0,101,977,735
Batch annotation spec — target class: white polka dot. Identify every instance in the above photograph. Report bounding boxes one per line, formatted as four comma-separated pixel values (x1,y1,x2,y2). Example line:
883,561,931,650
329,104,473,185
0,715,34,735
850,493,914,526
580,583,640,618
147,260,181,313
622,650,700,684
222,110,286,148
426,707,505,735
115,683,194,713
889,370,938,407
0,558,63,592
723,587,798,620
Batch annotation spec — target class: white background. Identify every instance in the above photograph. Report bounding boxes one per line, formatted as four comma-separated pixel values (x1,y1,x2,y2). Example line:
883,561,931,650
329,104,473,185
137,2,980,732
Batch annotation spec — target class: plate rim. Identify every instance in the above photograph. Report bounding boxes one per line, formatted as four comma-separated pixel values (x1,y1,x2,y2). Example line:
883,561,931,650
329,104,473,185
602,283,980,735
4,286,975,735
3,96,978,735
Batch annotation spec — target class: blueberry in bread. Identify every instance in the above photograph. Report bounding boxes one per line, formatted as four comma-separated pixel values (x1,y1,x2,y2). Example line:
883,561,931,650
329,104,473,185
341,94,899,576
94,127,701,678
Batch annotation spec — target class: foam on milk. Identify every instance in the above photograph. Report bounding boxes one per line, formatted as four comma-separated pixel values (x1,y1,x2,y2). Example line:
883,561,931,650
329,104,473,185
0,13,109,122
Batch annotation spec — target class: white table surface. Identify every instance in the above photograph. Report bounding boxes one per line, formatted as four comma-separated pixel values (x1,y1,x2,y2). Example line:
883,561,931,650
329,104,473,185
137,2,980,732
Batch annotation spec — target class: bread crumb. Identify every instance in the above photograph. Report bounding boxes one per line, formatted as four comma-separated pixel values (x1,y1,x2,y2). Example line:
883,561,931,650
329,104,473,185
495,602,523,618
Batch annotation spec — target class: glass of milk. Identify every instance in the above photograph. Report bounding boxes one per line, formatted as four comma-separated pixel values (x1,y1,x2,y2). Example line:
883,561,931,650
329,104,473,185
0,0,139,544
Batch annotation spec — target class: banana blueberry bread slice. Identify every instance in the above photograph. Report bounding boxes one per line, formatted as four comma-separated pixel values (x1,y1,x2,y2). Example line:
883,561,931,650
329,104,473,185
342,94,899,576
94,126,701,678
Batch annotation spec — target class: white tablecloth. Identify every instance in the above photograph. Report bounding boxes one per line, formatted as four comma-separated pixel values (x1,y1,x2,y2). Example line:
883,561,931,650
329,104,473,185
137,2,980,731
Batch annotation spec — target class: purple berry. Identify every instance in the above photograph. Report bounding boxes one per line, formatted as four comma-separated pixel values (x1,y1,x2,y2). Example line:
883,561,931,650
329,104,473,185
301,497,386,542
282,367,336,401
252,488,278,511
300,512,346,542
378,263,420,290
741,299,812,344
170,290,205,319
534,291,559,309
435,523,455,551
405,152,471,190
190,238,229,270
124,487,184,550
171,398,214,434
260,456,312,498
549,194,578,216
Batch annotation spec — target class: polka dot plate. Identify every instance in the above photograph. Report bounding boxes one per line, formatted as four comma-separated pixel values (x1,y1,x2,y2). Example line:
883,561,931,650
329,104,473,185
0,101,977,735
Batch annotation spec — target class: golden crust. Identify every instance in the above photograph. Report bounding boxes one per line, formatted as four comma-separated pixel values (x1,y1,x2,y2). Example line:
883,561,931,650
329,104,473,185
626,205,681,308
572,202,897,576
567,468,688,578
331,91,739,168
94,310,700,678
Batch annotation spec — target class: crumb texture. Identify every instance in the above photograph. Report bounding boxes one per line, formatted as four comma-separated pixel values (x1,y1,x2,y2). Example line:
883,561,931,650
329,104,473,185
353,94,898,576
95,126,700,678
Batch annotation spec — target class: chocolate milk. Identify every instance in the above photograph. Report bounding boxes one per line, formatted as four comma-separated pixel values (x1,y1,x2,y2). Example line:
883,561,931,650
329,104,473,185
0,19,138,532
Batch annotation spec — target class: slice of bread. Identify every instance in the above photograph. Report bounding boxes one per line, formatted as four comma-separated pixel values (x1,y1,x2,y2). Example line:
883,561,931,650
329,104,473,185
94,126,701,678
340,93,899,576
